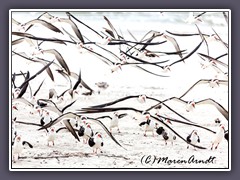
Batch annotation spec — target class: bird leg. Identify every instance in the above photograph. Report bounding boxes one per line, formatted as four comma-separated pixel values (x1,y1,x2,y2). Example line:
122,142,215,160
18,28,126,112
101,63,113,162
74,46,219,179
118,128,121,133
144,131,147,137
215,143,219,149
211,143,214,150
165,141,167,145
187,145,189,149
152,131,155,137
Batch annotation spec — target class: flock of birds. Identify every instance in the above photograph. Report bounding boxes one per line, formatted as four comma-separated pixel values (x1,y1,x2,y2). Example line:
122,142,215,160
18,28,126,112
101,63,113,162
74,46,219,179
11,11,229,165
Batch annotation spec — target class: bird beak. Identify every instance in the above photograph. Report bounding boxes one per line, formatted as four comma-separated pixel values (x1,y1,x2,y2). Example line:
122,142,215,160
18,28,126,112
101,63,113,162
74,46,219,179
12,106,18,111
167,119,172,124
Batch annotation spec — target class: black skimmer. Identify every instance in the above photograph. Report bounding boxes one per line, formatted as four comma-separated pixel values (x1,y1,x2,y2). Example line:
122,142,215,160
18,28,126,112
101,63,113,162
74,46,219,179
12,97,42,116
15,60,54,89
40,110,53,126
12,51,55,82
211,124,226,150
139,112,156,137
109,112,122,133
12,18,62,33
12,135,33,163
37,99,77,116
162,97,228,120
198,53,228,70
179,79,228,98
162,119,176,145
38,12,85,43
186,130,200,150
184,12,205,24
88,132,104,154
80,106,208,149
78,123,94,144
88,94,194,123
40,49,71,75
156,120,176,145
47,127,56,146
39,112,124,149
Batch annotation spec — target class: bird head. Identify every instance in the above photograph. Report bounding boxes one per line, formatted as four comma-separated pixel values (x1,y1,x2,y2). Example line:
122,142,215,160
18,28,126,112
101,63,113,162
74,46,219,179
50,127,55,132
220,124,225,131
16,135,21,142
12,105,18,111
97,133,102,138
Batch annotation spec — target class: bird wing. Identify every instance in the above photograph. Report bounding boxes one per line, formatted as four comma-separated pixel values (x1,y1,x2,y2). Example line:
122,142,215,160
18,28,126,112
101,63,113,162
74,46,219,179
19,60,54,88
42,49,70,75
169,39,204,67
61,99,77,113
49,88,57,99
163,34,183,58
62,119,80,141
25,19,62,33
103,16,119,39
37,99,62,115
196,98,228,120
72,69,81,91
22,141,33,148
86,118,125,149
12,97,34,107
186,134,192,143
60,18,85,43
89,95,139,108
33,79,45,97
179,79,212,98
139,121,147,126
39,112,80,130
15,120,42,127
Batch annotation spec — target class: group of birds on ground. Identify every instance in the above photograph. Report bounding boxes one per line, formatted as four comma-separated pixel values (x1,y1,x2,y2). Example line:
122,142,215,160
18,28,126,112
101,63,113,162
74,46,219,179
11,11,229,164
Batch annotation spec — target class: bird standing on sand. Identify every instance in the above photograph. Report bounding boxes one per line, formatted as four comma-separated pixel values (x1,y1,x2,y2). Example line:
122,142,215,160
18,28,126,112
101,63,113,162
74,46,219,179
12,135,33,163
186,130,200,150
110,112,121,133
88,132,104,154
78,122,94,144
47,127,56,146
139,112,156,137
40,111,52,126
211,124,225,150
156,120,176,145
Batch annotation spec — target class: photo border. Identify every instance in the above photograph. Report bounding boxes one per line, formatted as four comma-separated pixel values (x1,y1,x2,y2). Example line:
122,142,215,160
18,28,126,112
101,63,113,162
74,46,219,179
9,8,231,171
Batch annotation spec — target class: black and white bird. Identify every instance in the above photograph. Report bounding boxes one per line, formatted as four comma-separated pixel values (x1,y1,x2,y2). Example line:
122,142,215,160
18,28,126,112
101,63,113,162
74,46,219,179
156,120,176,145
186,130,200,150
88,132,104,154
12,135,33,163
78,122,94,144
211,124,225,150
40,111,52,126
139,112,156,137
